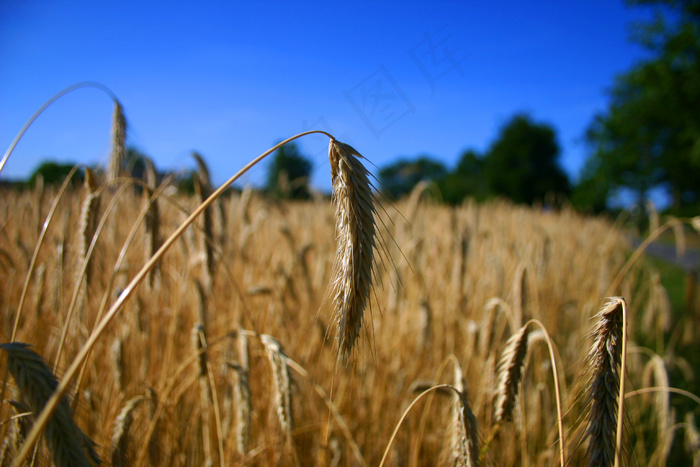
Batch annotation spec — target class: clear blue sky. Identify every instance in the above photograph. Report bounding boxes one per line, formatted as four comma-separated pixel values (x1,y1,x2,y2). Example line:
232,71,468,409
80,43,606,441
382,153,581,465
0,0,655,193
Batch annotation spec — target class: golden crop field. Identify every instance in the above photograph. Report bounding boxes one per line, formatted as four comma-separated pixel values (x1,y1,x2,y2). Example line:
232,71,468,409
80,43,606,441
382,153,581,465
0,128,699,465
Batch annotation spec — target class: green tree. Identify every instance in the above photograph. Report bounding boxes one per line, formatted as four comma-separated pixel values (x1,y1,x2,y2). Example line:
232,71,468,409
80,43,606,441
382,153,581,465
437,149,490,204
28,161,82,186
378,156,448,199
578,0,700,212
265,142,313,199
482,114,570,205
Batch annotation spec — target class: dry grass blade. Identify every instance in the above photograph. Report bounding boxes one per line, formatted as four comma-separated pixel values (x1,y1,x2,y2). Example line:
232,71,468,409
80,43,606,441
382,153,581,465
493,324,529,424
583,297,627,467
0,343,99,467
328,139,378,363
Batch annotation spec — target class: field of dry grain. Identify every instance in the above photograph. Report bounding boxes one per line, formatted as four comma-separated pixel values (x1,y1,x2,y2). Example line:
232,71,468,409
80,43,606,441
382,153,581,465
1,156,698,466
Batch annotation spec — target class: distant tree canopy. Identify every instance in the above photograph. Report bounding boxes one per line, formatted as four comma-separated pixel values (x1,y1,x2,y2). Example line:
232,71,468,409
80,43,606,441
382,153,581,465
265,142,313,199
379,113,571,206
575,0,700,213
28,161,82,186
437,149,489,204
482,113,570,204
378,156,447,199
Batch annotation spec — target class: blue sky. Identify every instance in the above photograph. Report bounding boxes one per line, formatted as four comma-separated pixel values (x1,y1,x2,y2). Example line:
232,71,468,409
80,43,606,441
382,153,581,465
0,1,655,193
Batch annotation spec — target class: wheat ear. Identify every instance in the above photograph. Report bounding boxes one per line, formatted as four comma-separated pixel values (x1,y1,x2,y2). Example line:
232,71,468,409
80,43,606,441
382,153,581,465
108,99,127,182
328,139,377,363
231,331,250,456
261,334,294,443
78,167,100,297
451,359,480,466
584,297,627,467
493,324,529,423
110,395,145,467
0,343,99,467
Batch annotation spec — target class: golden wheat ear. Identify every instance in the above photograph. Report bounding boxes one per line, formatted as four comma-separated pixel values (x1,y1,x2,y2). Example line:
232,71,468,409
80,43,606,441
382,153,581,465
108,100,127,182
327,139,378,364
583,297,627,467
0,343,100,467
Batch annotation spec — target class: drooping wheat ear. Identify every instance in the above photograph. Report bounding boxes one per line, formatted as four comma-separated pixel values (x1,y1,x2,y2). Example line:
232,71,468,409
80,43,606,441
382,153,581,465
110,395,145,467
327,139,378,363
109,99,127,182
0,343,100,467
143,157,161,288
261,334,294,442
450,360,480,466
583,297,627,467
78,167,100,293
493,324,530,424
642,355,673,463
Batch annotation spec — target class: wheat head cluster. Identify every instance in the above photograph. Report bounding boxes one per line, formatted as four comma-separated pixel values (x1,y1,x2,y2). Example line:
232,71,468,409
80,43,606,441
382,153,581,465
0,88,699,466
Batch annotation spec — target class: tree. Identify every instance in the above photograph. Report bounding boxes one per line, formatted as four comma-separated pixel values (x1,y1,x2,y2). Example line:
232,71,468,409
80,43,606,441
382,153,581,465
578,0,700,212
265,142,313,199
437,149,490,204
28,161,82,186
378,156,448,199
482,114,570,205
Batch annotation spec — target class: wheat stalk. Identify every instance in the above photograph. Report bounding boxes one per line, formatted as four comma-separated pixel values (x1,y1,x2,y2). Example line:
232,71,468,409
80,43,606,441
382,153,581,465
583,297,627,467
328,139,378,363
0,343,99,467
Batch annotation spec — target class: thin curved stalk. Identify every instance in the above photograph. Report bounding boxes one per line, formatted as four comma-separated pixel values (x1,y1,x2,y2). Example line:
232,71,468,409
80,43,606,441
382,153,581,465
12,130,333,466
1,82,116,174
625,387,700,406
379,384,456,467
614,300,628,467
523,319,565,467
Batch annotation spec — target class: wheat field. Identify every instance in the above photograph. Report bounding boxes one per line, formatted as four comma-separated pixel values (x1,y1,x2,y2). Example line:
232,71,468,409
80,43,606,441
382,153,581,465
0,107,698,465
